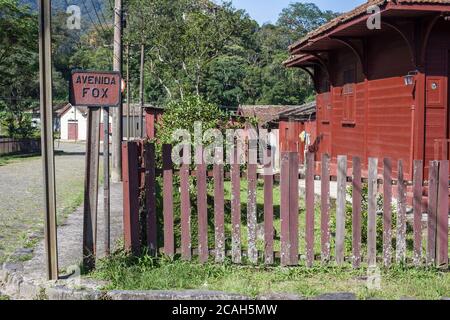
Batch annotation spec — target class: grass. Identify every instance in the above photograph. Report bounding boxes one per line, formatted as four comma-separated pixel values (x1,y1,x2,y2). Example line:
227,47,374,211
224,179,450,261
92,252,450,300
0,294,10,300
0,149,69,167
92,178,450,300
0,153,40,167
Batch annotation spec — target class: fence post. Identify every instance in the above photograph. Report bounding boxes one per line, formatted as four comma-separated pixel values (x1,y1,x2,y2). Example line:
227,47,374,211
180,144,191,261
427,161,439,266
280,152,290,266
263,147,274,265
162,144,174,257
305,152,315,267
368,158,378,267
412,160,423,266
396,160,407,264
144,142,157,256
214,147,225,263
352,156,362,268
196,146,209,263
231,146,241,264
383,158,392,268
321,153,331,264
122,141,140,256
436,160,449,268
83,109,101,269
289,152,299,266
336,155,347,265
247,159,258,264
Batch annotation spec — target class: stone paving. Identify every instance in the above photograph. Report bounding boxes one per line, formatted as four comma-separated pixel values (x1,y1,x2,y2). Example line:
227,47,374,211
22,181,124,279
0,142,86,263
0,140,123,280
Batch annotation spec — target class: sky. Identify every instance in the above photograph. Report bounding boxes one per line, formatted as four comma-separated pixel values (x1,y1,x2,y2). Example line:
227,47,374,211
228,0,367,25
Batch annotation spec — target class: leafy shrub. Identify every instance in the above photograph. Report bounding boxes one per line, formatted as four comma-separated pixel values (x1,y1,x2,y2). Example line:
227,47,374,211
141,96,232,249
155,96,226,149
0,111,39,139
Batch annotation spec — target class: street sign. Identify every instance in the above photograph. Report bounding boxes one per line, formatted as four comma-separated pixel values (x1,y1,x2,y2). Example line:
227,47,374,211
70,70,122,107
69,70,121,270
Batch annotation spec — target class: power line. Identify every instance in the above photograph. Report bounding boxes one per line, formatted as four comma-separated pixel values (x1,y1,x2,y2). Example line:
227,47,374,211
91,0,110,28
80,0,107,36
89,0,108,33
99,1,111,27
107,0,114,13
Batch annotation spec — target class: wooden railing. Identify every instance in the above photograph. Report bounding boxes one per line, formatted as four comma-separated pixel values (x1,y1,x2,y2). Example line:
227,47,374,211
122,140,449,268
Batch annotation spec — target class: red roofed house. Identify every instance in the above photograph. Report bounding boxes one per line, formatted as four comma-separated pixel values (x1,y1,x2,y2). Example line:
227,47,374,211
284,0,450,180
238,105,296,171
238,104,317,170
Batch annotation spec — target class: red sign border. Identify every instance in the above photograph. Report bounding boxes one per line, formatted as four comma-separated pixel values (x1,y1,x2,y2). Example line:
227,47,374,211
69,70,122,107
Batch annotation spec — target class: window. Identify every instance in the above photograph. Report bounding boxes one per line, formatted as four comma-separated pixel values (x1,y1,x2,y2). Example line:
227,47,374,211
318,92,331,124
342,68,356,125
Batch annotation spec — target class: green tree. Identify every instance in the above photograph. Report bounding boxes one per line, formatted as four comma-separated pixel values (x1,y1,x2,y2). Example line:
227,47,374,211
0,0,39,138
156,95,225,146
257,53,313,105
3,0,341,126
69,25,113,72
277,2,339,41
125,0,258,104
204,54,247,106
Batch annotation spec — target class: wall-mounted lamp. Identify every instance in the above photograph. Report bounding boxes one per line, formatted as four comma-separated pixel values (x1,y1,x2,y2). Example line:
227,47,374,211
404,70,418,86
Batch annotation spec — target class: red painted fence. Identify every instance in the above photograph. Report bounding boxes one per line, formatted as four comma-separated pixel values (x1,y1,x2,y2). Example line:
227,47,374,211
122,140,449,268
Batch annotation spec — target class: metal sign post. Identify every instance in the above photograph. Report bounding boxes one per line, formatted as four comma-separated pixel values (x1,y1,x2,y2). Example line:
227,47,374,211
70,70,121,270
39,0,58,281
83,108,101,270
103,107,111,256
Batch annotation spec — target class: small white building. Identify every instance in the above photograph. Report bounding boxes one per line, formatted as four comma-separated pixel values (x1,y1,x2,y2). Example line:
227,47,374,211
60,104,113,141
60,103,145,141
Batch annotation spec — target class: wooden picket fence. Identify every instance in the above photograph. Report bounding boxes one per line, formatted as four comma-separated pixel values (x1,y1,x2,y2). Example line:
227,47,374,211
122,140,449,268
0,137,41,156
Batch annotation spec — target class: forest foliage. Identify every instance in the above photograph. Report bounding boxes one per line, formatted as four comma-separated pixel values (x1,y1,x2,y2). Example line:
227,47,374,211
0,0,338,137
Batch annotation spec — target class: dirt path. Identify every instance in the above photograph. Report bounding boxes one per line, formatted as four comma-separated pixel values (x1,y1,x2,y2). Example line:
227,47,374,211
0,142,86,263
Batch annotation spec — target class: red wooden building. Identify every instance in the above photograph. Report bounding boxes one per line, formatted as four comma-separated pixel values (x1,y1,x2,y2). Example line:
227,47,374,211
284,0,450,179
272,102,317,164
238,104,316,167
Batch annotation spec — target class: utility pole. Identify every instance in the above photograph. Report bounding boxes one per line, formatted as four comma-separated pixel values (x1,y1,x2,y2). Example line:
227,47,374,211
139,43,145,137
126,44,130,140
112,0,123,182
38,0,58,280
126,43,132,140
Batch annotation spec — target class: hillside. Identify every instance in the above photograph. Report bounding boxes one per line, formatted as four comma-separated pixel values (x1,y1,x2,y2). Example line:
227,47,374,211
19,0,108,16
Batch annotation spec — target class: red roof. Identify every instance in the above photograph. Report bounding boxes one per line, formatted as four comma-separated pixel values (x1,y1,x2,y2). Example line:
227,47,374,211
237,105,298,125
288,0,450,55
